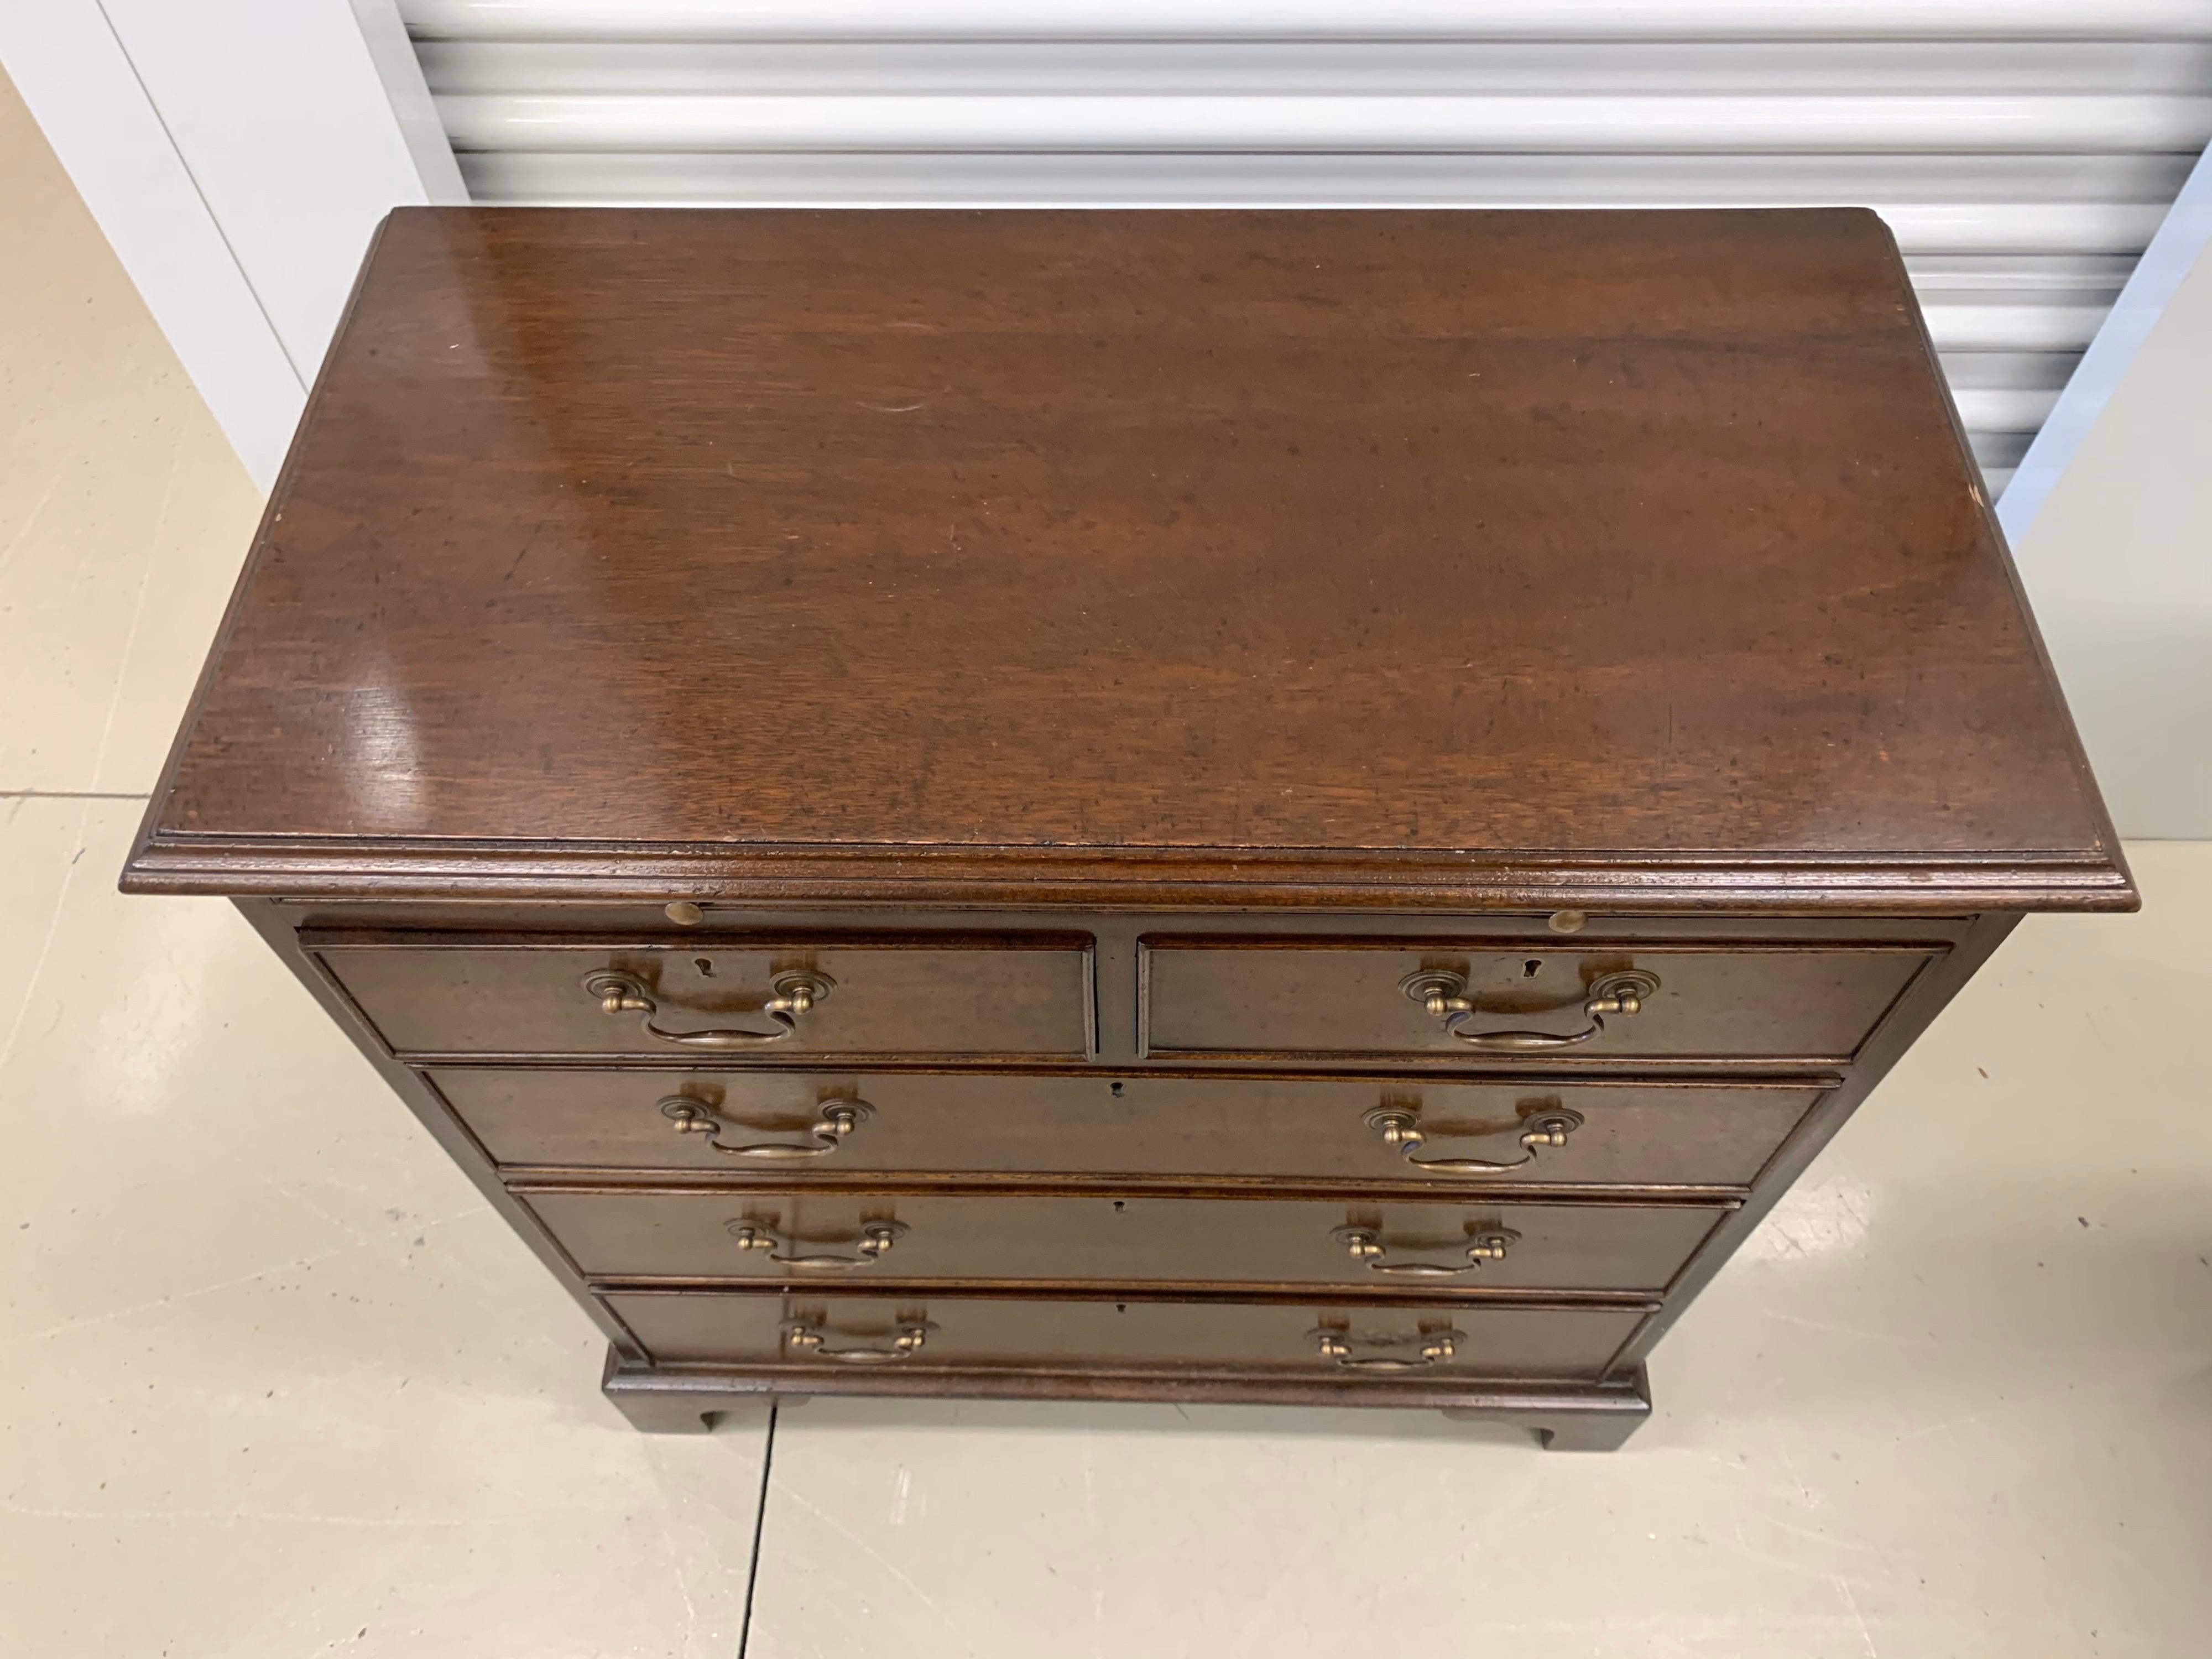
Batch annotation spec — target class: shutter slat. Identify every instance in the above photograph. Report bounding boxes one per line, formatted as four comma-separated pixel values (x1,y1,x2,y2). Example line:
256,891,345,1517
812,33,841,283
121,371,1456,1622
451,155,2181,262
400,1,2212,43
432,95,2212,155
417,40,2212,97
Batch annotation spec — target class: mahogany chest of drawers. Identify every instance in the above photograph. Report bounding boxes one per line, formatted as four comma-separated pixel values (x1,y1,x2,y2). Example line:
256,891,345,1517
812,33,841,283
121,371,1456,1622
124,207,2133,1449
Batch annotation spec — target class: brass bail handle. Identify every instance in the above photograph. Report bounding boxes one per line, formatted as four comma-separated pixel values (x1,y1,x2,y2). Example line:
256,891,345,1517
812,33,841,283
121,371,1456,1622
725,1217,908,1271
782,1317,936,1364
1401,967,1660,1051
659,1094,873,1160
1333,1222,1520,1277
583,967,834,1048
1310,1327,1462,1371
1364,1103,1585,1175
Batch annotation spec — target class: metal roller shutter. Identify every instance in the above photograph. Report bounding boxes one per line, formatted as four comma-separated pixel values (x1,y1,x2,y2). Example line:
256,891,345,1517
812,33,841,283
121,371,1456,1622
400,1,2212,494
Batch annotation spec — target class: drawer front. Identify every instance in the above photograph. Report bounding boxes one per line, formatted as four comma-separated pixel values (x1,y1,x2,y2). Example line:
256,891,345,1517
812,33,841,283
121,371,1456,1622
314,935,1092,1057
607,1290,1645,1379
1143,938,1936,1062
439,1068,1821,1187
530,1190,1722,1293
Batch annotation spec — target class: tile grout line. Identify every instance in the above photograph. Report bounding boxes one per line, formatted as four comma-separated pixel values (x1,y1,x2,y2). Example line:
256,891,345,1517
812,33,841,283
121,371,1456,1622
0,796,96,1076
734,1404,780,1659
0,791,153,800
84,409,186,790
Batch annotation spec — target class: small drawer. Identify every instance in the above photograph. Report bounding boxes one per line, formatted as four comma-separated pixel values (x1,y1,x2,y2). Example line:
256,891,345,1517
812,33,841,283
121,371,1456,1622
1141,937,1938,1063
606,1290,1646,1380
528,1189,1723,1295
310,931,1093,1058
437,1068,1822,1188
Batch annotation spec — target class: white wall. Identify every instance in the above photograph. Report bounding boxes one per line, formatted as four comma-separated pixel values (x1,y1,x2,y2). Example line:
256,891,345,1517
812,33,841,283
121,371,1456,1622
0,0,462,492
2010,240,2212,839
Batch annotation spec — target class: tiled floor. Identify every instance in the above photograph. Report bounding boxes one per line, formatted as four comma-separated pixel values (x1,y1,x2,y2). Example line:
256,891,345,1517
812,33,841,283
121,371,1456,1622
4,65,2210,1659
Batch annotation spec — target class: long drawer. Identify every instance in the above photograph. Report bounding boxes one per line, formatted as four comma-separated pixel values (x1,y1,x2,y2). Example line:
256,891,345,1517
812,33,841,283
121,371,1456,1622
608,1290,1647,1379
529,1189,1723,1294
1142,937,1939,1062
439,1068,1822,1188
311,932,1093,1057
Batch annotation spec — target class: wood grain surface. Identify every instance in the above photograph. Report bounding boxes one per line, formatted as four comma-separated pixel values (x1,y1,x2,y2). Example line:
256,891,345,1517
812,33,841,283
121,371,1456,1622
312,931,1094,1058
526,1186,1723,1293
432,1066,1823,1189
128,207,2130,911
1141,938,1934,1062
606,1289,1648,1378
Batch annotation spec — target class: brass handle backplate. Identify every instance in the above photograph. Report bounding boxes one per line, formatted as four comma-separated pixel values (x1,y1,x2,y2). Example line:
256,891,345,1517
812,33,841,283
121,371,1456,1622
726,1217,907,1271
583,967,833,1048
1401,967,1659,1051
1310,1326,1461,1371
1332,1222,1520,1277
1364,1103,1585,1175
782,1316,935,1365
660,1094,873,1160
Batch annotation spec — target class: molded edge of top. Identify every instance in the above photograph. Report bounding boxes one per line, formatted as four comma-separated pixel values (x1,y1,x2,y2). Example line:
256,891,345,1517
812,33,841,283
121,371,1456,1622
118,832,2140,915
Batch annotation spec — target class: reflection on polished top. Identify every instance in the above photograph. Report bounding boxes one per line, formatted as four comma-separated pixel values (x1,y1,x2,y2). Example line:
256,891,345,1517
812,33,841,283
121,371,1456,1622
129,207,2128,910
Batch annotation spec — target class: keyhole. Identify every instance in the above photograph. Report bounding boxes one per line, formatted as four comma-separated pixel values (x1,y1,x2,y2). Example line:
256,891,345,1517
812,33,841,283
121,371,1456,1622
1522,958,1542,978
1112,1201,1125,1212
1109,1082,1124,1098
695,957,714,978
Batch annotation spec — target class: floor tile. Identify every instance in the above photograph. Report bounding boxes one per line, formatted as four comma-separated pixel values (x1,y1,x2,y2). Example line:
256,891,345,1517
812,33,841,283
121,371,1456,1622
0,795,92,1060
86,403,267,795
0,804,769,1657
0,69,263,795
747,843,2212,1659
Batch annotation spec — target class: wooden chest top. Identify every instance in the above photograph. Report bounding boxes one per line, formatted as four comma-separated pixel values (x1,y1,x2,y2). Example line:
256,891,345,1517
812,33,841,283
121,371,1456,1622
128,207,2127,912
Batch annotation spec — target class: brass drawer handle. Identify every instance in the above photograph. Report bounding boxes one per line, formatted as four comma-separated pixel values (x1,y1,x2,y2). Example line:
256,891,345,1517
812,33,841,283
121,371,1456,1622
1364,1104,1584,1175
726,1217,907,1271
1401,968,1658,1051
1333,1222,1520,1277
582,967,833,1048
1310,1327,1460,1371
782,1316,935,1365
659,1094,873,1160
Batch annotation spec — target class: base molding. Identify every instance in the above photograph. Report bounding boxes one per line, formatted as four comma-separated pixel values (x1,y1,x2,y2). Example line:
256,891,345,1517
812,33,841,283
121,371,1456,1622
599,1349,1651,1449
